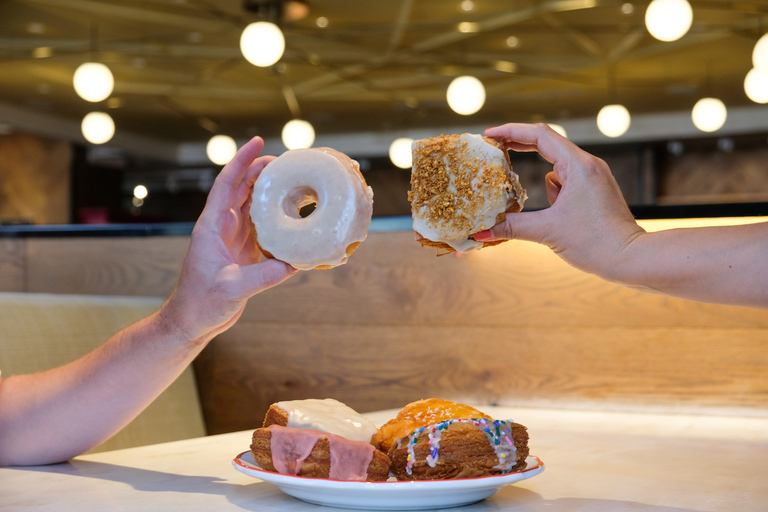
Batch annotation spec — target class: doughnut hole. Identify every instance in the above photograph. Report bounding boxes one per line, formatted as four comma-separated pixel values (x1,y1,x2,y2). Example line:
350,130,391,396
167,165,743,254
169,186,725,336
283,186,319,219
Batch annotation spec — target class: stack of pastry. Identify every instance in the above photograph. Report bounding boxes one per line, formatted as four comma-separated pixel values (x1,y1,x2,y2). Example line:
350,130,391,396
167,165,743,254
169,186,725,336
249,398,529,482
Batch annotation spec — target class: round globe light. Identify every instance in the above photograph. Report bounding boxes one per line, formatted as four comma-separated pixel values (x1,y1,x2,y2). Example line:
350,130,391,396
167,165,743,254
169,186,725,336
281,119,315,149
596,104,631,138
81,112,115,144
133,185,148,199
240,22,285,67
744,67,768,104
389,137,414,169
73,62,114,102
446,76,486,115
645,0,693,42
691,97,727,132
206,135,237,165
547,123,568,138
753,33,768,71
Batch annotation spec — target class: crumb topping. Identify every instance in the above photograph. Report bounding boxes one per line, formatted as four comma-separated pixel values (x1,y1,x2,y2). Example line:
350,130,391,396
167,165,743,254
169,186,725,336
409,134,515,234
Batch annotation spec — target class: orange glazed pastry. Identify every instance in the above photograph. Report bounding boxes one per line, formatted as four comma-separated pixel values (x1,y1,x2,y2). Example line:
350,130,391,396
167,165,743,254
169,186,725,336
373,398,491,452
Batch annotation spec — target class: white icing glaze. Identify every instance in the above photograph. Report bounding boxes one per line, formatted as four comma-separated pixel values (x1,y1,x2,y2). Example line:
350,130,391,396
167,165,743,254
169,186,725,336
277,398,379,444
411,133,526,253
250,148,374,270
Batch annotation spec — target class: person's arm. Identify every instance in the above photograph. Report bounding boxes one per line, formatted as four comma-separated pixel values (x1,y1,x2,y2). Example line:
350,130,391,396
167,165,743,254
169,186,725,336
0,136,297,466
474,123,768,309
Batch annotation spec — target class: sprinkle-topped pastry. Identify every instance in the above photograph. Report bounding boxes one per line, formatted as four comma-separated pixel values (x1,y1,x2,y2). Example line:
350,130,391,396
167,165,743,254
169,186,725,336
408,133,526,254
376,399,530,481
401,418,520,475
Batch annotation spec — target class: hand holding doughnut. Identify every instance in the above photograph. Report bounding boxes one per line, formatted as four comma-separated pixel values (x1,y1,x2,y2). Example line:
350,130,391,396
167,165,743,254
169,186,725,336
161,136,298,345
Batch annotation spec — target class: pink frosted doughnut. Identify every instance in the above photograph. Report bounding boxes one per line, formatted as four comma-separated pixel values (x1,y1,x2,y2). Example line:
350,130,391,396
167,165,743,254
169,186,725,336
250,148,374,270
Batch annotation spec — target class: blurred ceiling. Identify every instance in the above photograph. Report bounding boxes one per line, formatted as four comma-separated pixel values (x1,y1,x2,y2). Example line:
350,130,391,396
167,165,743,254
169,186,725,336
1,0,767,161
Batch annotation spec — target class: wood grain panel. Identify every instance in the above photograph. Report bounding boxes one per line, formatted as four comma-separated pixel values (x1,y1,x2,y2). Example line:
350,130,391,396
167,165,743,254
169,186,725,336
0,239,25,292
25,237,189,296
195,322,768,434
244,231,768,329
12,220,768,438
0,133,71,225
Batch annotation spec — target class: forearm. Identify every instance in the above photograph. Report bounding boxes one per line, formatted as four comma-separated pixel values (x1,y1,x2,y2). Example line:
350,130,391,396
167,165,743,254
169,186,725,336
606,222,768,309
0,309,206,466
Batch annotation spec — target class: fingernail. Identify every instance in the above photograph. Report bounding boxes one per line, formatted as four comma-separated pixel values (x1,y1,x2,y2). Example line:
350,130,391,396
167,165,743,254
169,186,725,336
474,229,492,241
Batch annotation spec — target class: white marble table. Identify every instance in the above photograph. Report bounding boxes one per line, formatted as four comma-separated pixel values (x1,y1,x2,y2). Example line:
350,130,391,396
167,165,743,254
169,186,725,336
2,406,768,511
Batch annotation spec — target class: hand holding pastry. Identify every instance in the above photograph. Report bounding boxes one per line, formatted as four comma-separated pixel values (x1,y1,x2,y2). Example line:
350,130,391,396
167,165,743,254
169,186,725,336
474,123,645,281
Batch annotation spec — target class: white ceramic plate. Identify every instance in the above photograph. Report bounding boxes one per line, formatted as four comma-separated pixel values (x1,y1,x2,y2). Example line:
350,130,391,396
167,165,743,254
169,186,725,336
232,451,544,510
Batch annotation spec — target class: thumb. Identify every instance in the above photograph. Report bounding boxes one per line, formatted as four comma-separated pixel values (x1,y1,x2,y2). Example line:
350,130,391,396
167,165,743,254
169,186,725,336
545,171,562,206
474,210,551,245
236,258,298,297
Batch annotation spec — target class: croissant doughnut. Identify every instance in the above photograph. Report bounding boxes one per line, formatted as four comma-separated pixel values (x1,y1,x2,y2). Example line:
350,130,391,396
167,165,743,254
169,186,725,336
250,148,374,270
387,418,529,480
408,134,526,254
374,398,529,481
251,398,388,481
250,425,390,481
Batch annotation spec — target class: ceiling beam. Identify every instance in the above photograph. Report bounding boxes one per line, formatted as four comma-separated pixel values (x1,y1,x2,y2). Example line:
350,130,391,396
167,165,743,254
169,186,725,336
19,0,236,31
0,99,178,161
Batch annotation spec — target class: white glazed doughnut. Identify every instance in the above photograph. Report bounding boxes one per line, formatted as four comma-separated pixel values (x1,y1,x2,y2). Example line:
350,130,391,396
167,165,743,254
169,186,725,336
250,147,374,270
409,133,526,254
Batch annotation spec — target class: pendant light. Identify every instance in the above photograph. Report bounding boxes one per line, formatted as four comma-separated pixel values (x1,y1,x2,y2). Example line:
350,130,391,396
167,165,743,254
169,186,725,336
81,112,115,144
240,22,285,67
753,33,768,71
597,104,631,138
73,62,114,102
645,0,693,42
691,98,727,132
73,25,113,102
446,76,485,115
744,67,768,104
389,138,414,169
206,135,237,165
281,119,315,149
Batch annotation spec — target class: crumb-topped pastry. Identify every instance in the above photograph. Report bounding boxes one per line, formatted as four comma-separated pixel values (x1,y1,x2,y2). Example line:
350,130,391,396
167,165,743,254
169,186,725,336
408,134,526,254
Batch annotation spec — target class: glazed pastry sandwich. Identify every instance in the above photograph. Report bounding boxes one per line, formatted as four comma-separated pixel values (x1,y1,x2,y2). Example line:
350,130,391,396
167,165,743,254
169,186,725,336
249,398,390,481
409,133,527,254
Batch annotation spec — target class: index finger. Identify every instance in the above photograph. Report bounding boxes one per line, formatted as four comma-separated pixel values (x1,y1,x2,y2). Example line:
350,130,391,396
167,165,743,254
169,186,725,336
201,137,266,226
484,123,578,167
